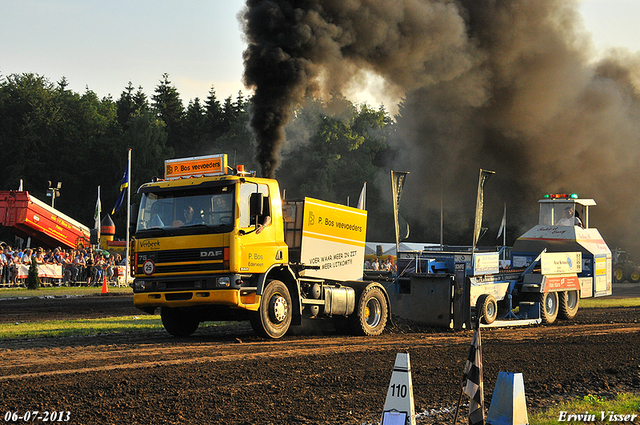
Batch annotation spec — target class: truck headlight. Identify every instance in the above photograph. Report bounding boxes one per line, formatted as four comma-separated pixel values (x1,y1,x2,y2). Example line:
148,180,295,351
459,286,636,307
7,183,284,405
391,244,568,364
216,277,231,288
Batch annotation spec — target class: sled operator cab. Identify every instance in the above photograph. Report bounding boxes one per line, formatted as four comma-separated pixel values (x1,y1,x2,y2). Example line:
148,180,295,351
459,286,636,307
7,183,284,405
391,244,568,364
537,193,594,229
512,193,612,298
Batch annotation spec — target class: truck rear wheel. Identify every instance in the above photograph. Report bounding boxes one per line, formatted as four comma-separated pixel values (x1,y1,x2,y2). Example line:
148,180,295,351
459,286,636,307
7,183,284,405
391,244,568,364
350,286,388,336
476,294,498,324
537,292,559,324
160,307,199,337
250,280,292,339
558,290,580,320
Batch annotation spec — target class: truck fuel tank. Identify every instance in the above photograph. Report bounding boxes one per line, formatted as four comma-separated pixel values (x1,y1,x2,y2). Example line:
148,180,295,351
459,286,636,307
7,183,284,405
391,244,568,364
323,286,356,316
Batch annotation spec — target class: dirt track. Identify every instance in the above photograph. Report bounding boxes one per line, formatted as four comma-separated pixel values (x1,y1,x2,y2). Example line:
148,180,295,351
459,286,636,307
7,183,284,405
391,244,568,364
0,293,639,424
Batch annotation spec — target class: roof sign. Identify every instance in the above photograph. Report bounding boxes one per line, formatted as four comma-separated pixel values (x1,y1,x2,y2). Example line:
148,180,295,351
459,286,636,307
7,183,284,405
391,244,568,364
164,154,228,180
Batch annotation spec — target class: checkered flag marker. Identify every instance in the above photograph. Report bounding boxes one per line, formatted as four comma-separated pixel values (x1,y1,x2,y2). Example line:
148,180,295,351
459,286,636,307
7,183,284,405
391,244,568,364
460,324,484,425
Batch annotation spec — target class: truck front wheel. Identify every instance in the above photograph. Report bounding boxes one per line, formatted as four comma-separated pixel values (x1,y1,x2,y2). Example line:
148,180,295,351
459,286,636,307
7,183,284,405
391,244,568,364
537,292,559,324
250,280,292,339
350,286,388,336
558,290,580,320
160,307,199,337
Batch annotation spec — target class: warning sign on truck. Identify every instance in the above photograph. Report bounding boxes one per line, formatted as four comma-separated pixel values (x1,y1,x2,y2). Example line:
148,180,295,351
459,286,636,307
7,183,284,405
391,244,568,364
299,198,367,281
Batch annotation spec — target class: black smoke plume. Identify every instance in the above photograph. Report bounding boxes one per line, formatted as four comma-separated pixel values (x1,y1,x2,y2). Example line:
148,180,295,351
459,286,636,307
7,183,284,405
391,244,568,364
242,0,640,253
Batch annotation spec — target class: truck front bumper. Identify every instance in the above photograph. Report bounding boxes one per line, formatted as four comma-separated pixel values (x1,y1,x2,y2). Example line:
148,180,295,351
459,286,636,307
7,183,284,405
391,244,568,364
133,289,261,311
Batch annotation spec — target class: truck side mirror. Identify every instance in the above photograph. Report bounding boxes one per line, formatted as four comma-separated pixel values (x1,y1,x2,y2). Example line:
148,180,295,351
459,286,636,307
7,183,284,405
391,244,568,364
130,203,139,226
129,203,139,235
250,193,263,217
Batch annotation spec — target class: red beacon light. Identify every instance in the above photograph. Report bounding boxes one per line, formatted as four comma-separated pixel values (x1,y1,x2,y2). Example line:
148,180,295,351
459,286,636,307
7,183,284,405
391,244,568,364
234,164,256,177
544,193,579,199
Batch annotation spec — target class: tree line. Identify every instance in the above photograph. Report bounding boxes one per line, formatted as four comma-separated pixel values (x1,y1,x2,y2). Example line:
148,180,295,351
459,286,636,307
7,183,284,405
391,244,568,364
0,72,396,242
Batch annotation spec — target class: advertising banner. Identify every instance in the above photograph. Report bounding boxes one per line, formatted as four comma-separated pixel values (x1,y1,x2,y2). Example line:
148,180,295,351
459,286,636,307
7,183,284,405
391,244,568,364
299,198,367,281
541,252,582,275
17,264,63,279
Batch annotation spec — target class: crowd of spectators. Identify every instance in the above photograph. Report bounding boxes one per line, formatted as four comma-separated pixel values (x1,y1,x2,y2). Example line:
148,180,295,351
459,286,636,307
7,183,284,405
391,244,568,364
364,257,396,273
0,243,124,287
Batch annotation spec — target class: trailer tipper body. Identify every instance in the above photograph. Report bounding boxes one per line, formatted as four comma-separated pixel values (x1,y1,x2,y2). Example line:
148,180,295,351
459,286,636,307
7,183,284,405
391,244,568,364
132,154,388,338
390,194,611,328
0,191,90,249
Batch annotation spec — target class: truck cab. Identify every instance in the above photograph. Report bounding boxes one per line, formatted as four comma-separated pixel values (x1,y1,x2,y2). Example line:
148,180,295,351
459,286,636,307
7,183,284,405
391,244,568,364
132,154,389,339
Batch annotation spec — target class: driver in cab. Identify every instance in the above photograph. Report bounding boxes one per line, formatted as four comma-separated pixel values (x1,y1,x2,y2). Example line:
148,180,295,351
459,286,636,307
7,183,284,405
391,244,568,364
556,206,584,228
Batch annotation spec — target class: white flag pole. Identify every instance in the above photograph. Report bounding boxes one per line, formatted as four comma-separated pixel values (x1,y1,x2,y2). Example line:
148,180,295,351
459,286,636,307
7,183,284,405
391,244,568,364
503,203,506,252
125,149,132,284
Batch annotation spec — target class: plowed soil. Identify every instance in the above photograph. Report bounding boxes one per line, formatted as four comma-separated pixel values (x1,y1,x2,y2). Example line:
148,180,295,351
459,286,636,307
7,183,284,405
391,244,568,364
0,291,639,425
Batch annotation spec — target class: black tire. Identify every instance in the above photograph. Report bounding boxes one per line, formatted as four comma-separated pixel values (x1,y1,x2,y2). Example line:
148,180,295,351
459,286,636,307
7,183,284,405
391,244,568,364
537,292,559,324
630,268,640,283
250,280,292,339
160,307,199,337
558,290,580,320
476,294,498,324
613,265,625,283
350,286,388,336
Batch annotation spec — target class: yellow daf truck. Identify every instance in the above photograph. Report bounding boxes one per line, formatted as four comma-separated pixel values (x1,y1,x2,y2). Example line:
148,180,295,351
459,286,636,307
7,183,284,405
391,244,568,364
131,154,389,338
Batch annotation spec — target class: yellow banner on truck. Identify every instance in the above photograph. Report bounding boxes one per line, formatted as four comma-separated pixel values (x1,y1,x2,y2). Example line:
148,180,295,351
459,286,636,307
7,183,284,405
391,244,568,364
299,197,367,281
165,154,228,180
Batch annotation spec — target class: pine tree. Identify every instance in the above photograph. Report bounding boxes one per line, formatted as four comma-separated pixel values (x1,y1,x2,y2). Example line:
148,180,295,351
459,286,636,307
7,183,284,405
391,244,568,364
152,73,184,155
26,260,41,290
205,86,224,141
183,98,207,156
116,82,136,129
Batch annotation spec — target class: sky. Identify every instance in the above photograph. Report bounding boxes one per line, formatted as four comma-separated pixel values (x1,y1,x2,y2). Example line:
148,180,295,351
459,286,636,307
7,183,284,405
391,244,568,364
1,0,640,106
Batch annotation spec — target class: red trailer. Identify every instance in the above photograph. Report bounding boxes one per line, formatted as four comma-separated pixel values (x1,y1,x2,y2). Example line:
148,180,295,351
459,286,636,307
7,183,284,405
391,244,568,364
0,191,90,249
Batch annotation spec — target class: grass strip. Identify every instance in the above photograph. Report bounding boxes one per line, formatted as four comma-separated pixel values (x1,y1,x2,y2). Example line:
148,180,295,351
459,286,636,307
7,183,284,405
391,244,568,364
0,285,132,298
0,316,237,340
530,393,640,424
579,297,640,308
0,316,163,340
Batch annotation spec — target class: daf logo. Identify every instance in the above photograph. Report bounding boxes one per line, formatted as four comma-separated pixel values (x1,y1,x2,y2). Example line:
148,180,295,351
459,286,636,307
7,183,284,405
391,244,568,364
200,250,222,258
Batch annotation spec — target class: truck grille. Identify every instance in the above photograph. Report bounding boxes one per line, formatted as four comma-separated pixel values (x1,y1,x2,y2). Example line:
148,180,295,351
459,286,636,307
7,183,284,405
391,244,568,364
136,247,227,276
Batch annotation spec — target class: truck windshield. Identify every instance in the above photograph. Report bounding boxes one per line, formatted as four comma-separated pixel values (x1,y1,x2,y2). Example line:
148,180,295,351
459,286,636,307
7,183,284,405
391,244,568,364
136,184,235,234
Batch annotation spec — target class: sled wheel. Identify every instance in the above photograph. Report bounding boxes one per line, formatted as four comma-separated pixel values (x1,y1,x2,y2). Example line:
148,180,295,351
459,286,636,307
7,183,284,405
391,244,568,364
250,280,292,339
537,292,559,324
476,294,498,324
558,290,580,320
160,307,199,337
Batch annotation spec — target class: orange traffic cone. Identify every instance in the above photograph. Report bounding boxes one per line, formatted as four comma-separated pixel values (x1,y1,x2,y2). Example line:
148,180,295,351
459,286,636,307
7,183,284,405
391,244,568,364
101,274,109,294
